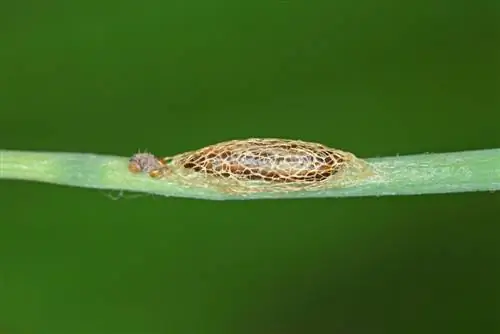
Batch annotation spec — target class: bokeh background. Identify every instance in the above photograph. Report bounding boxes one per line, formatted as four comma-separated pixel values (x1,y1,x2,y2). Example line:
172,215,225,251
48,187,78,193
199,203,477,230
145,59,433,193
1,1,499,333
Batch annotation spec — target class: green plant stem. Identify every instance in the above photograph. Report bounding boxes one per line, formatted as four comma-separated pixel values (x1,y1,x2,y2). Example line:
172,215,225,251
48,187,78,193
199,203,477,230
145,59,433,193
1,149,499,200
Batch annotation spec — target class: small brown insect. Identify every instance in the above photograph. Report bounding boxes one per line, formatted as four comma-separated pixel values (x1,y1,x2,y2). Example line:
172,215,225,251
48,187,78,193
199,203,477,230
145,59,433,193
161,138,373,194
128,152,166,178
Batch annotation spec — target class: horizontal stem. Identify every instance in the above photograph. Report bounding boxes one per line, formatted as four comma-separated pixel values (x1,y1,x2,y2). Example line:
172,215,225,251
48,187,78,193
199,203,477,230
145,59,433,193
1,149,499,200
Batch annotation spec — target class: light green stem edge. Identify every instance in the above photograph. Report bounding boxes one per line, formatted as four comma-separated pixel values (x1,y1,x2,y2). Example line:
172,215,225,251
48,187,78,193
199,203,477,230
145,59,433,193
1,149,499,200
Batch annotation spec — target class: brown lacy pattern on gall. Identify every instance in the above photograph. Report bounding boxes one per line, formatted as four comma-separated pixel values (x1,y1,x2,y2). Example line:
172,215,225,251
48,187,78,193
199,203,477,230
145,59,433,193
157,138,374,194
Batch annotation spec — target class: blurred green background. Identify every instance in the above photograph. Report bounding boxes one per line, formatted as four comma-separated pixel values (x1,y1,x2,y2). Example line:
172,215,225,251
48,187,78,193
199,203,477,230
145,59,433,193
1,0,499,333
